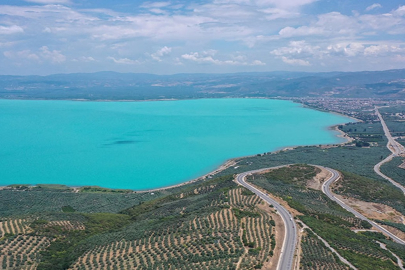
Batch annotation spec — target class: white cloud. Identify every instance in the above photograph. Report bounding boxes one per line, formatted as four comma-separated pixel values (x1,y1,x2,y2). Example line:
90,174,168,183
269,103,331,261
76,56,95,62
272,40,405,67
271,41,321,57
1,0,405,74
3,47,70,64
151,46,172,61
278,12,358,38
182,51,265,66
281,56,310,66
260,8,299,20
365,3,382,12
364,44,405,56
0,25,24,35
24,0,71,4
4,50,39,60
181,52,223,64
255,0,318,8
90,14,217,41
107,57,139,65
251,60,266,66
327,43,365,57
394,5,405,16
279,26,324,37
140,2,171,9
40,46,66,63
393,54,405,62
43,27,52,33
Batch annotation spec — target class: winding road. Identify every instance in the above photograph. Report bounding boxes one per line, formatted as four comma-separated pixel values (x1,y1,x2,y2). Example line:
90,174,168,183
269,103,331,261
232,108,405,270
320,165,405,245
236,167,297,270
374,108,405,194
236,163,405,270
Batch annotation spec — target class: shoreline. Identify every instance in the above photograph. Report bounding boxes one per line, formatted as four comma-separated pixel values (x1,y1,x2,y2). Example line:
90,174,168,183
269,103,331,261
140,118,356,192
0,122,355,193
0,98,356,193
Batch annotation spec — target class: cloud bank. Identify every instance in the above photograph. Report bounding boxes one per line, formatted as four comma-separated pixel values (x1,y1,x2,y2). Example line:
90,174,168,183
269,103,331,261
0,0,404,74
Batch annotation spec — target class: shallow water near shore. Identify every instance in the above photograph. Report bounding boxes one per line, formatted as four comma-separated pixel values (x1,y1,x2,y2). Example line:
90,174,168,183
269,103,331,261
0,98,352,189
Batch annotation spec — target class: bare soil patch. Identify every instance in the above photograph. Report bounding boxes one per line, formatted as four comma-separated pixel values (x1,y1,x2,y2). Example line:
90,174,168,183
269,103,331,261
336,194,405,223
307,167,332,190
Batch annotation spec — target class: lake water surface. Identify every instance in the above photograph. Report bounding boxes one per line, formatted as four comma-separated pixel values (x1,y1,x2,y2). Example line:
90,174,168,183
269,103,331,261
0,98,352,189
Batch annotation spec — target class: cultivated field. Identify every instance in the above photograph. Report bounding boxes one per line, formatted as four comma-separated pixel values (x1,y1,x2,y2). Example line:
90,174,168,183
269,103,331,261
69,187,276,270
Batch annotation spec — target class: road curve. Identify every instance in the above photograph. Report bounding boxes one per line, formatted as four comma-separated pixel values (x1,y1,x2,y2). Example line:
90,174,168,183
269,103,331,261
374,109,405,194
320,165,405,245
236,166,297,270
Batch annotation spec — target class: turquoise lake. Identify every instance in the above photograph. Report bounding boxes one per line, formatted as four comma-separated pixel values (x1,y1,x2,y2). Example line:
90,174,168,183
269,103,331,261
0,98,352,190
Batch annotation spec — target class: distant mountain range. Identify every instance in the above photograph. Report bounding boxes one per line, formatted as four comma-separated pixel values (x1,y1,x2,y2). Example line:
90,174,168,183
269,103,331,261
1,69,404,100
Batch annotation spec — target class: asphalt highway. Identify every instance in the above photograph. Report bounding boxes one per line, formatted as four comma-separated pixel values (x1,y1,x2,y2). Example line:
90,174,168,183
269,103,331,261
374,108,405,194
376,109,405,156
236,167,297,270
236,164,405,270
320,165,405,245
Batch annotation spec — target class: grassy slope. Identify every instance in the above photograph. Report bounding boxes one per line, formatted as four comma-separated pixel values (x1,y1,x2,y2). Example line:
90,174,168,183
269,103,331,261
333,171,405,214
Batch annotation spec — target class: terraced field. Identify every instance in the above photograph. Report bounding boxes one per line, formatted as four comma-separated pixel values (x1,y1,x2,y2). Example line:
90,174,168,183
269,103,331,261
0,218,30,237
0,218,51,270
0,235,51,270
69,187,275,270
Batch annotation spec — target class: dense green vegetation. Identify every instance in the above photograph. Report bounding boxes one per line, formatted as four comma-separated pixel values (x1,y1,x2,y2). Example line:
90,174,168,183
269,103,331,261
300,229,348,270
79,186,134,193
261,164,319,186
61,205,76,213
0,184,189,217
301,217,397,270
381,240,405,262
37,213,131,270
334,171,405,214
384,121,405,136
380,156,405,186
376,220,405,234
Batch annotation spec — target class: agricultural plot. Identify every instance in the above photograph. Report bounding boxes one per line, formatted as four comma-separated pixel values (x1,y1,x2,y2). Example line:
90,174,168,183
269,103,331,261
46,220,85,231
0,235,51,270
230,188,275,269
300,229,348,270
70,208,242,270
67,185,275,270
0,218,30,237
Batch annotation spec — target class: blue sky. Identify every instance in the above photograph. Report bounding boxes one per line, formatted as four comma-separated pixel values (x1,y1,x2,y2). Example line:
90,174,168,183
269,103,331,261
0,0,404,75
